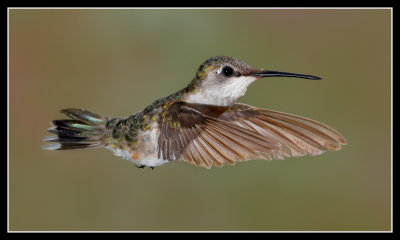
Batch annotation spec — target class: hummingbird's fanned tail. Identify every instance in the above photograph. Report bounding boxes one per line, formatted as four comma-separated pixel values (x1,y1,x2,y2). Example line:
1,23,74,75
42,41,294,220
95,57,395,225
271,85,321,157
42,108,108,150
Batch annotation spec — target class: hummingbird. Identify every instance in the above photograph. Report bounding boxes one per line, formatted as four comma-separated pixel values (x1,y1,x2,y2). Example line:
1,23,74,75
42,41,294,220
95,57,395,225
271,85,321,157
43,56,346,169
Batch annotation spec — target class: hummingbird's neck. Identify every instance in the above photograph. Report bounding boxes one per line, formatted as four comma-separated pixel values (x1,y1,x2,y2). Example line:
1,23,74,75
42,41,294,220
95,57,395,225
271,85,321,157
181,76,257,106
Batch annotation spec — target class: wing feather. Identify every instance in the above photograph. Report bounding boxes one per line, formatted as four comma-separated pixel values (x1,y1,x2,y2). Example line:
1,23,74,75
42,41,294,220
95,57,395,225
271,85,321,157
219,103,347,158
158,102,346,168
158,102,280,168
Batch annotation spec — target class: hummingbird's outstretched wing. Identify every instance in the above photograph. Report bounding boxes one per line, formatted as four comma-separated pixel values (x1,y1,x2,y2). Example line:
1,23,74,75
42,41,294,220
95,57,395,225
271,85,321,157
158,102,346,168
158,102,281,168
218,103,347,159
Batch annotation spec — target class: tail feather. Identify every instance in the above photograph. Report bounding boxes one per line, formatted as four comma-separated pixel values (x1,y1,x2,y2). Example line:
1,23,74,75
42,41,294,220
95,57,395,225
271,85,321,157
60,109,105,125
42,108,108,150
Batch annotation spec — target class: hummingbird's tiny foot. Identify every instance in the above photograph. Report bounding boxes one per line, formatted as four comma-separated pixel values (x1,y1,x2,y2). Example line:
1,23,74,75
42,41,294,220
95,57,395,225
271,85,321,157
150,167,155,170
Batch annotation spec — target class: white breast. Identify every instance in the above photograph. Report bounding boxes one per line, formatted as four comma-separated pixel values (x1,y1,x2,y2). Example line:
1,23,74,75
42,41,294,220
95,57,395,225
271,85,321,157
135,121,169,167
105,121,170,168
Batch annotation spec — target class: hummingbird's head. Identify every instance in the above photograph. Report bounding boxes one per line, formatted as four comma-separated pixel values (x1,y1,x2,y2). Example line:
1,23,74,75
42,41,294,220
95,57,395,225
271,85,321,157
184,56,321,106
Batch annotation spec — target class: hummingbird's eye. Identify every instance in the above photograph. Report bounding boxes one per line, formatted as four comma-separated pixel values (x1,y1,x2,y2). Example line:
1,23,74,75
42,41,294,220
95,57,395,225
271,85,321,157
222,66,234,77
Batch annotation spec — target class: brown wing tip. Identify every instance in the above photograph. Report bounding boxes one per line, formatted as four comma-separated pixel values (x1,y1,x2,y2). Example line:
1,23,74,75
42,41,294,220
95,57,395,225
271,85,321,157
326,132,347,148
338,135,348,145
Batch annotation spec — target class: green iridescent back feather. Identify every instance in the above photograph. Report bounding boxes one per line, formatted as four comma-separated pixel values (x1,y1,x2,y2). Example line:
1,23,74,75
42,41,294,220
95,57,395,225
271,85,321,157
104,87,188,150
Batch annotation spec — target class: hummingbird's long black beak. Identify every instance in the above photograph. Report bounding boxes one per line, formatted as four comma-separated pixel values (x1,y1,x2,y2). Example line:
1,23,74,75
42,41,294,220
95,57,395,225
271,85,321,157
250,70,321,80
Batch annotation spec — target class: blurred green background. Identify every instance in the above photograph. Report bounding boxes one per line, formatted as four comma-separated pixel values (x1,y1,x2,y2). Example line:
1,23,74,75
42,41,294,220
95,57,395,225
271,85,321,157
9,9,391,231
